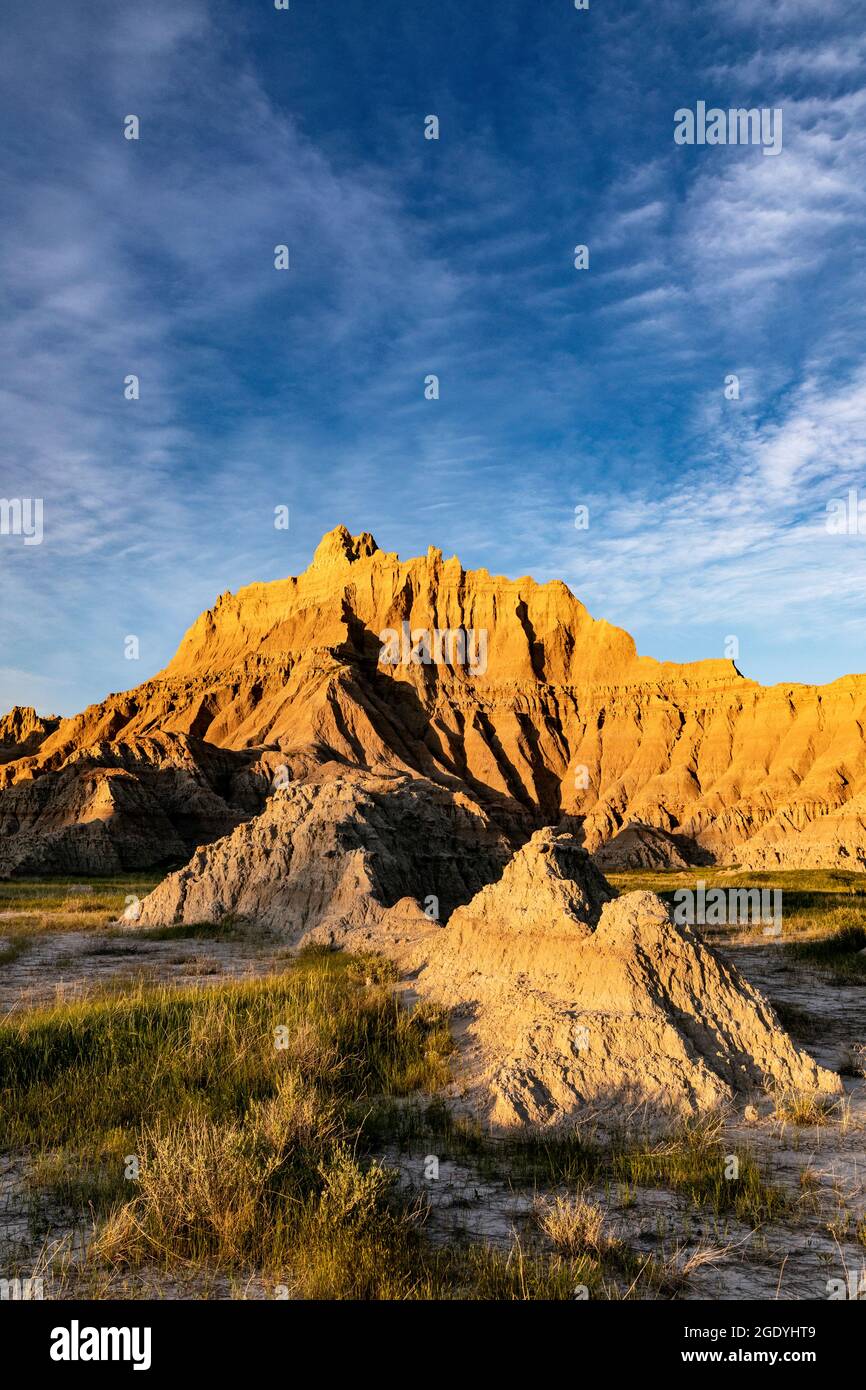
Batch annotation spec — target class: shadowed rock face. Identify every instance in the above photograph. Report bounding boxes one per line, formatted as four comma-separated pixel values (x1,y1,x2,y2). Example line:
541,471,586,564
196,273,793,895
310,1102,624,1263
593,821,710,870
3,524,866,873
137,768,514,948
432,827,615,948
0,736,262,876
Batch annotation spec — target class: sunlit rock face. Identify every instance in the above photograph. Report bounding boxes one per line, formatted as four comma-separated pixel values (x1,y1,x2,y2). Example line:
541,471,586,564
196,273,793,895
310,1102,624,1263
3,524,866,874
412,836,842,1127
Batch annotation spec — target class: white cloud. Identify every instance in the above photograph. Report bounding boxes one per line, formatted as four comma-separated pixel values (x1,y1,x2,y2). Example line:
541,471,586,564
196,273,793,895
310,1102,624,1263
539,364,866,647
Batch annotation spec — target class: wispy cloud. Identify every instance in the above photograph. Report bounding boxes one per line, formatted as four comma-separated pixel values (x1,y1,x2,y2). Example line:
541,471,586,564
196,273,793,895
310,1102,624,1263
1,0,865,709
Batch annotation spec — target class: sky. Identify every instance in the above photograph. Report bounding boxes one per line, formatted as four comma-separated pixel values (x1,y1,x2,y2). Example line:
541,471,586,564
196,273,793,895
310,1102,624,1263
1,0,865,715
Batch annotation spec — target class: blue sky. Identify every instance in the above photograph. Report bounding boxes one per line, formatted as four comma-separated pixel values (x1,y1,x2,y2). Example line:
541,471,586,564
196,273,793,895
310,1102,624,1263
2,0,865,715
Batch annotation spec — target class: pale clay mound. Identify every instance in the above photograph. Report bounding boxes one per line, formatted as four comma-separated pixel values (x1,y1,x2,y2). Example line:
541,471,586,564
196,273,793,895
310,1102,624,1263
410,829,841,1127
137,767,512,950
4,525,866,874
138,813,840,1126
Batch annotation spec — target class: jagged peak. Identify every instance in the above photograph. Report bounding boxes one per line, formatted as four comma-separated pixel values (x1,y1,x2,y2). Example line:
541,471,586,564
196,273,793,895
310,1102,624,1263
0,706,59,742
449,827,615,937
0,704,40,723
310,525,379,568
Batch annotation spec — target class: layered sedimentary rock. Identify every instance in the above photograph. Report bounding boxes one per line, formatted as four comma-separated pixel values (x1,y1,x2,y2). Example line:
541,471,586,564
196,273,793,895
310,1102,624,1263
0,706,59,765
413,832,842,1125
593,822,707,871
0,734,262,875
137,767,512,946
734,791,866,870
2,524,866,872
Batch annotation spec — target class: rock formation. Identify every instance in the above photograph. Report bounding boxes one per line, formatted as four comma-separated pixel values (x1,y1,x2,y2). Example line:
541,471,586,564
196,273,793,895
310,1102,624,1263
413,832,842,1125
0,706,59,765
136,811,840,1123
137,767,512,948
0,526,843,1122
593,821,708,871
2,524,866,872
734,791,866,871
0,734,262,876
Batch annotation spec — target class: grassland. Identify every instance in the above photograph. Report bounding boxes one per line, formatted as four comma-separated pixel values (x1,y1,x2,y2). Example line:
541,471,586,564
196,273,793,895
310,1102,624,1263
0,944,689,1298
0,875,162,935
1,867,864,1299
0,934,785,1300
605,866,866,979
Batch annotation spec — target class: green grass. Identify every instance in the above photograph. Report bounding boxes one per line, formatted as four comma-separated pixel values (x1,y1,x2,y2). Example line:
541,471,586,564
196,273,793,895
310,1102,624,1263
367,1102,788,1227
784,925,866,981
5,868,840,1299
0,947,457,1296
0,948,451,1154
0,874,163,935
608,868,866,958
605,867,866,898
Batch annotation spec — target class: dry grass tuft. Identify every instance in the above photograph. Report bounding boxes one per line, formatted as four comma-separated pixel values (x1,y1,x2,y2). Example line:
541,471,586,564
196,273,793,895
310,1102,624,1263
773,1089,838,1127
534,1192,618,1257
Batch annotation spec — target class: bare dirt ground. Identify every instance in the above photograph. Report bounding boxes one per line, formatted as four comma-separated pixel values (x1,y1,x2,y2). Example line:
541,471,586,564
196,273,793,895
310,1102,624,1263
0,928,286,1016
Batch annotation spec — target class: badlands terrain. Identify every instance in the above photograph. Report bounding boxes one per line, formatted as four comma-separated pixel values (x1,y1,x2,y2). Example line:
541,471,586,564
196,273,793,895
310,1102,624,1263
4,523,866,877
0,527,865,1299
